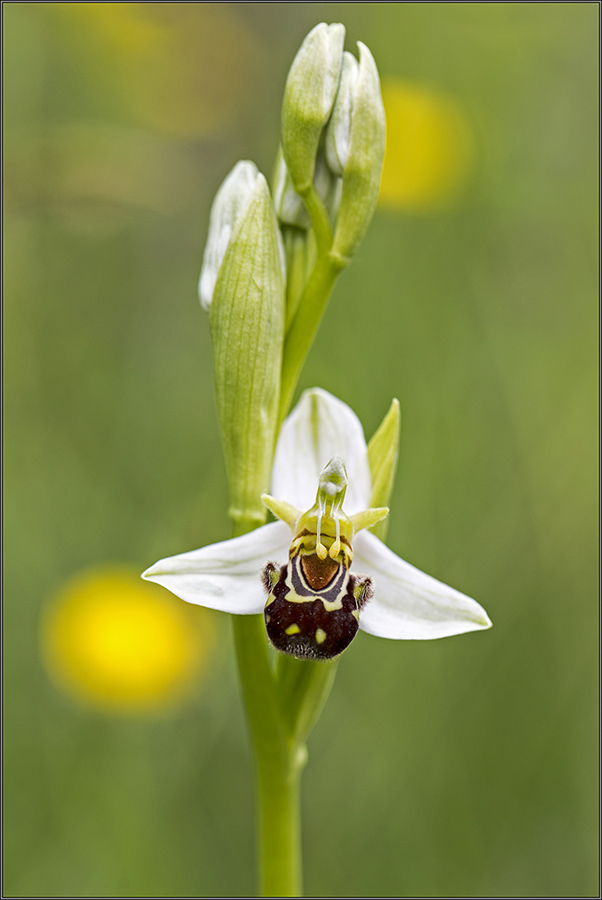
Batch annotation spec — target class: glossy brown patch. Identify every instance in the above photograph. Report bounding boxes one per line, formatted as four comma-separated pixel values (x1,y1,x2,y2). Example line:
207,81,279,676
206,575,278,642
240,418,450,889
300,553,339,590
264,594,360,660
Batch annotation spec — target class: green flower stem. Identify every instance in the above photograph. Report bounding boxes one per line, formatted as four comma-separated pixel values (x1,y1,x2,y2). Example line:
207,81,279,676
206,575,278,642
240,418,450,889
232,614,303,898
229,180,344,893
299,182,332,257
231,515,303,898
279,251,346,425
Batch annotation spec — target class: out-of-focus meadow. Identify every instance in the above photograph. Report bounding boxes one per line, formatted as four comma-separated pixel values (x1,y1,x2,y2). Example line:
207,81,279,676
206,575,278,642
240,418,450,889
4,3,598,897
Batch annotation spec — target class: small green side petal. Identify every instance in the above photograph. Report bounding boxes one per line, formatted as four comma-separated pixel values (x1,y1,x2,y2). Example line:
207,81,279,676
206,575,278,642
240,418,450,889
261,493,301,528
350,506,389,533
367,398,400,541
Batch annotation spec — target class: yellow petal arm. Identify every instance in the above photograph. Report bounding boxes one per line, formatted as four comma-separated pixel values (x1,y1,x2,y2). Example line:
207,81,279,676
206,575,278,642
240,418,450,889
350,507,389,534
261,494,301,528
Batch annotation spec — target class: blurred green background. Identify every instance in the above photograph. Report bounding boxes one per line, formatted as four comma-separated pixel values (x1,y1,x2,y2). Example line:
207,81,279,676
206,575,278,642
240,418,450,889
4,3,598,897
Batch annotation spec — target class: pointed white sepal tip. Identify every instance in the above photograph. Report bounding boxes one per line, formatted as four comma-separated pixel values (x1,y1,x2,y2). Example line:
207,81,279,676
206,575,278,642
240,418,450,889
141,521,291,616
354,531,492,640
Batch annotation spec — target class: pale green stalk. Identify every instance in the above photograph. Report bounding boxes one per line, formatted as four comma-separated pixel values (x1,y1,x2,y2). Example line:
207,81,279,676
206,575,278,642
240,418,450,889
278,187,346,424
231,185,343,893
164,24,388,898
231,514,303,898
223,35,384,889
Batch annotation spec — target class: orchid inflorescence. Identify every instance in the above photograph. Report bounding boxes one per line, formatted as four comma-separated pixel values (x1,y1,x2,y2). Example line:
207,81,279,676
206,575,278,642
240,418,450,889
143,22,491,898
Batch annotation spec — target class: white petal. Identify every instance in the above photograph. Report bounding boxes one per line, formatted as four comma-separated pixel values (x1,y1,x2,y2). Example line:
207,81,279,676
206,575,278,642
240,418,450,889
271,388,371,514
142,522,290,615
354,531,492,639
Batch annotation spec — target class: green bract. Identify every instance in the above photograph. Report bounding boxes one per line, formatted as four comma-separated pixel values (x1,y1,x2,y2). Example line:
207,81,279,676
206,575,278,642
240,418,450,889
208,170,285,528
281,22,345,194
367,398,400,541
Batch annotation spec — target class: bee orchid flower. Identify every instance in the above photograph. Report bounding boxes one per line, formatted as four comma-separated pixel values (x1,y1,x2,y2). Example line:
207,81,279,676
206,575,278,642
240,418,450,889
143,389,491,655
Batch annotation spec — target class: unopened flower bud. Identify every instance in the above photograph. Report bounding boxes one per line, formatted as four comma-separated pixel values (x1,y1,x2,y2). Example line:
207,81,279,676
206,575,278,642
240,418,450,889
274,148,341,229
328,42,385,263
281,22,345,194
209,171,285,527
199,160,260,311
273,151,309,228
325,51,359,176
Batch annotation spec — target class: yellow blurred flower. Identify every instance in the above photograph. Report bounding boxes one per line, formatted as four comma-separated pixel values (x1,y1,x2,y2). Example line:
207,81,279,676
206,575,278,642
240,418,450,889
40,566,217,713
52,3,263,139
379,79,474,212
56,2,164,53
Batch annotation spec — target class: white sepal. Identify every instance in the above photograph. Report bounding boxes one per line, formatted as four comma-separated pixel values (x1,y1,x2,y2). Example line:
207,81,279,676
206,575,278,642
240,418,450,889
271,387,372,515
142,522,290,615
354,530,492,640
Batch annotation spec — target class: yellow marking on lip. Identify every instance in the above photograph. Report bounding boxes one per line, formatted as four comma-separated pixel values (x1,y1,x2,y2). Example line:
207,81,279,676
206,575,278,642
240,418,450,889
315,628,327,644
285,623,301,636
321,596,343,612
284,592,343,611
